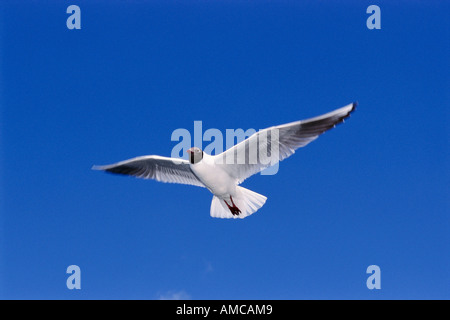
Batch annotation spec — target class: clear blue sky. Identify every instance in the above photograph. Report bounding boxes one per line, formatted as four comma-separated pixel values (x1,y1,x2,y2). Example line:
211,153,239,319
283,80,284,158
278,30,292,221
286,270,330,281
1,1,448,299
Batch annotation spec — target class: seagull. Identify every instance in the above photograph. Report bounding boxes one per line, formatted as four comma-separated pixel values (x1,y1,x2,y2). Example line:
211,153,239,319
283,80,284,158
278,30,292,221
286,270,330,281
93,102,356,219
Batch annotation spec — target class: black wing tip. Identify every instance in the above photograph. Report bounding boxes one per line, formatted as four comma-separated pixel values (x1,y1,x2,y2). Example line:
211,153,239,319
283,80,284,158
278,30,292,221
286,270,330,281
92,165,116,172
327,101,357,130
91,164,117,173
340,101,357,121
91,166,128,175
345,101,357,118
339,101,357,123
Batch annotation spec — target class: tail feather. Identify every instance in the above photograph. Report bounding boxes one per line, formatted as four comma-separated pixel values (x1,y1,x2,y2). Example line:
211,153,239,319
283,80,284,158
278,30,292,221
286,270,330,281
210,187,267,219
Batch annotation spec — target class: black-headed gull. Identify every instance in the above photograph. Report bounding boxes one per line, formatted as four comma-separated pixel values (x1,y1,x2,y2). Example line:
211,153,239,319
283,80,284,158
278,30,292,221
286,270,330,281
93,102,356,219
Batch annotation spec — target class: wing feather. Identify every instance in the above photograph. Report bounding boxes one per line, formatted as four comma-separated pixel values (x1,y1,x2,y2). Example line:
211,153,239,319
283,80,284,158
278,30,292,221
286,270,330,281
92,155,205,187
214,102,356,183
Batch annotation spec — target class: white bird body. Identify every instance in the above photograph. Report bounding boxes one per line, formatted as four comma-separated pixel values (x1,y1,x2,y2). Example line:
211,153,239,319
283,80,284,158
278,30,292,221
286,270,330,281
189,152,267,218
190,153,237,198
93,102,356,219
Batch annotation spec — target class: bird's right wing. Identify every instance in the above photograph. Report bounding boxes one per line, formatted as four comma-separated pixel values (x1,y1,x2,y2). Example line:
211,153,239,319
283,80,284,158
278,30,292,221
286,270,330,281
92,155,205,187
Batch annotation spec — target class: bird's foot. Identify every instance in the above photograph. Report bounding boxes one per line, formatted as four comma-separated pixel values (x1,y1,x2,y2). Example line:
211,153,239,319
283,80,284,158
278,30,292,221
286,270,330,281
224,196,241,216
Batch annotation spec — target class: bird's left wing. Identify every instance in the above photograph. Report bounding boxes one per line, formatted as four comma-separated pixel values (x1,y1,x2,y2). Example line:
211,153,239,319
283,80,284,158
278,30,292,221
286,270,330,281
92,155,205,187
214,102,356,184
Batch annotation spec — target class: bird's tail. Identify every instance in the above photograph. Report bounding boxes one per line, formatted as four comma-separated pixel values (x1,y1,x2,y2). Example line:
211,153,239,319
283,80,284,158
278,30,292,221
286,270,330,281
210,187,267,219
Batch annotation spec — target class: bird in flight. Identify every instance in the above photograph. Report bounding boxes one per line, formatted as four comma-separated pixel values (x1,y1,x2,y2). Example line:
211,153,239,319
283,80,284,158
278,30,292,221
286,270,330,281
93,102,356,219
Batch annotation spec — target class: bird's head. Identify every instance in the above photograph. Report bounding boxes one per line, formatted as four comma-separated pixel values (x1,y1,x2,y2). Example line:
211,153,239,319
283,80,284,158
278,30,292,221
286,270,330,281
187,147,204,164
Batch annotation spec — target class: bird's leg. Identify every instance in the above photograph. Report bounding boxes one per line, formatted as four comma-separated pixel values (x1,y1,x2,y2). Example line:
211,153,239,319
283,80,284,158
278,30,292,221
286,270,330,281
224,196,241,216
230,196,239,210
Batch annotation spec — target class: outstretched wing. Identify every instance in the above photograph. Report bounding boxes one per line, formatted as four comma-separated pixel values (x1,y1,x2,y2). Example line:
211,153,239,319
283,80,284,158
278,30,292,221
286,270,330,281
214,102,356,184
92,155,205,187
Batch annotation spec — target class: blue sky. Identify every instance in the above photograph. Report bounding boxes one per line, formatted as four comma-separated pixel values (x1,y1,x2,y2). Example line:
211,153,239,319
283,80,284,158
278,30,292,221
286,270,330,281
1,1,449,299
